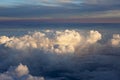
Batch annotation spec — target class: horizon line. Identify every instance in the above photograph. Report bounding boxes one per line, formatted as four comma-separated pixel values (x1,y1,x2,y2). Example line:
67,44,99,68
0,18,120,23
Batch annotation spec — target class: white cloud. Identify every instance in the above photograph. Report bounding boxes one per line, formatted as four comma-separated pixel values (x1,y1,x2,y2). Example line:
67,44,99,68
54,30,81,53
87,30,102,44
0,30,102,54
0,64,44,80
111,34,120,47
15,63,29,77
0,36,10,44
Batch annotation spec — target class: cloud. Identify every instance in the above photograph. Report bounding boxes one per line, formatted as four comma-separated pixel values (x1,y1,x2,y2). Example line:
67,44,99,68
0,1,120,19
0,30,81,54
0,36,10,44
83,0,120,5
15,63,29,77
1,29,120,80
81,10,120,18
0,63,44,80
0,30,102,54
111,34,120,47
0,0,120,19
87,30,102,44
29,0,77,4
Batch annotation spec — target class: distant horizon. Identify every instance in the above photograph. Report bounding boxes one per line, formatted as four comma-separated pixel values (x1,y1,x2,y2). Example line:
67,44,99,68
0,18,120,23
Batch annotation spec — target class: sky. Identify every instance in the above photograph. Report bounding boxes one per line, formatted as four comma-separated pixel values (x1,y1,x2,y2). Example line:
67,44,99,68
0,0,120,22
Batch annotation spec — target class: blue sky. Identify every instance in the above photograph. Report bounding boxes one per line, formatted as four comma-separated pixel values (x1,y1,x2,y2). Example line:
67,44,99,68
0,0,120,22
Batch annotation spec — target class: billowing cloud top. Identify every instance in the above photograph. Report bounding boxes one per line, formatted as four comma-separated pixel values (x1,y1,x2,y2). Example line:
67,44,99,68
0,29,119,54
0,63,44,80
111,34,120,47
0,30,102,54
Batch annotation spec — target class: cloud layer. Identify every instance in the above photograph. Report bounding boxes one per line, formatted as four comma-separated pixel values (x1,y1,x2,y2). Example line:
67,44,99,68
0,0,120,19
0,29,120,80
0,30,102,54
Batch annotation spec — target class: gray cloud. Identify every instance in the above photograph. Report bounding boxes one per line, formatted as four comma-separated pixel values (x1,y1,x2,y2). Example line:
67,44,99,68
83,0,120,5
0,0,120,19
0,4,120,19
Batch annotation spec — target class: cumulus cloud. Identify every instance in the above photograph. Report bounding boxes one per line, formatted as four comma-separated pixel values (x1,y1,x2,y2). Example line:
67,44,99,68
15,63,29,77
111,34,120,47
54,30,81,53
0,64,44,80
87,30,102,44
0,36,10,44
0,30,102,54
